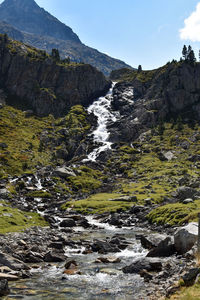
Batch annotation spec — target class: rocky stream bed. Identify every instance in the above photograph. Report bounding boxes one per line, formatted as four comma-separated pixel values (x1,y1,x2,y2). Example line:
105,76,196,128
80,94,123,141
0,209,199,300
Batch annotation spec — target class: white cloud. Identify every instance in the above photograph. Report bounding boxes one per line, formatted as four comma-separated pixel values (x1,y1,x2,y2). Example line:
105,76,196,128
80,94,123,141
180,2,200,42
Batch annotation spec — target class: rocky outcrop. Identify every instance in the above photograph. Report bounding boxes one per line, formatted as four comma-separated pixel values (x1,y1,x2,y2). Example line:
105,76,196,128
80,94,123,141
0,36,111,116
109,62,200,142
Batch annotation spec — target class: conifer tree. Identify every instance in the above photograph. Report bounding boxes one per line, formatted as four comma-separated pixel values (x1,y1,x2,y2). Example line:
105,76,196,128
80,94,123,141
182,45,187,60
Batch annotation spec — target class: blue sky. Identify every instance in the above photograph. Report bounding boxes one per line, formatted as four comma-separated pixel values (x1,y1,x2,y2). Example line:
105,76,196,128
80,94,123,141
1,0,200,69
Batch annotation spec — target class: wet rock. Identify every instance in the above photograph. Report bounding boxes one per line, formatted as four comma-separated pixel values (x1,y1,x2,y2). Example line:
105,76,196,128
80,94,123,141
24,251,44,263
95,257,121,264
0,273,19,281
48,242,63,250
109,214,123,226
77,218,90,228
91,240,119,254
0,252,28,271
146,237,175,257
122,258,162,274
64,260,78,269
44,251,66,262
140,269,153,282
174,222,198,254
63,260,80,275
53,167,76,178
59,218,76,228
182,268,200,285
0,279,9,296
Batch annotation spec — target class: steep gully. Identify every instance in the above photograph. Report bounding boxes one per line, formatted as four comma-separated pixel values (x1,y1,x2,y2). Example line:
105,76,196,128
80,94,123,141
7,85,177,299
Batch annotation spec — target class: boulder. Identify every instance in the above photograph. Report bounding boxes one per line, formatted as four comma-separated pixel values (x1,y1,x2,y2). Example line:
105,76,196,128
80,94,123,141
174,222,198,254
0,279,9,296
122,257,162,274
44,251,66,262
59,218,76,228
0,252,28,271
146,237,175,257
91,240,119,254
0,273,19,281
175,186,196,201
53,167,76,178
182,268,200,285
140,234,168,250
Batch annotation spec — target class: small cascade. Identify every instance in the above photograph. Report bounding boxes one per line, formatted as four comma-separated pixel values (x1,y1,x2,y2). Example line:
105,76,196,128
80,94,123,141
85,82,119,162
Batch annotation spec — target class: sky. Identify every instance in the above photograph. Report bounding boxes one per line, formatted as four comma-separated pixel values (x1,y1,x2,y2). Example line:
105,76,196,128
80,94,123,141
1,0,200,70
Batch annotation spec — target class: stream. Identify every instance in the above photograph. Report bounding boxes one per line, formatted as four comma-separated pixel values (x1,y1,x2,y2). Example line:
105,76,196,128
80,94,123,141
6,86,151,299
8,219,148,300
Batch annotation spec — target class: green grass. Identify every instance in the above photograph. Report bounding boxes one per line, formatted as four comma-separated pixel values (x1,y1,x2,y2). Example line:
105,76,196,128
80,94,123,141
147,201,200,226
170,282,200,300
25,191,52,198
0,104,91,177
62,192,133,214
0,202,48,234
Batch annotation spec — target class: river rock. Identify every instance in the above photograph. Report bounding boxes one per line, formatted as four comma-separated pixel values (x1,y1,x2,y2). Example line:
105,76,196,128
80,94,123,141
122,258,162,274
0,252,28,271
0,279,9,296
146,237,175,257
44,251,66,262
59,218,76,228
174,222,198,254
140,234,168,250
91,240,119,254
0,273,19,281
95,257,121,264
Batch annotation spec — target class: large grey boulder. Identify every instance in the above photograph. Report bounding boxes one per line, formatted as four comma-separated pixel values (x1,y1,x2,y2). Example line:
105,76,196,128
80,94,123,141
146,237,175,257
53,167,76,178
175,186,197,201
174,222,198,254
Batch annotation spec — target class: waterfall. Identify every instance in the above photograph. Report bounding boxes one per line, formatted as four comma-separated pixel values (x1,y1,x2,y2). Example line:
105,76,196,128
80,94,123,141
85,82,118,162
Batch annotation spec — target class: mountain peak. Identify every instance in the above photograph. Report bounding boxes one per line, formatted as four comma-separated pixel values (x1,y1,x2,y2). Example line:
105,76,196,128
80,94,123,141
0,0,81,42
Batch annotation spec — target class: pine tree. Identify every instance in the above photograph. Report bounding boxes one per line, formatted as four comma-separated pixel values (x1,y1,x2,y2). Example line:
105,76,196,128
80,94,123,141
182,45,187,60
138,65,142,73
51,49,60,61
188,50,196,63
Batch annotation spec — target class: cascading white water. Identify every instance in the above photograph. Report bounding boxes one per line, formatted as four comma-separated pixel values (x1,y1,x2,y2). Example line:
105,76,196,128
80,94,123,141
85,82,119,162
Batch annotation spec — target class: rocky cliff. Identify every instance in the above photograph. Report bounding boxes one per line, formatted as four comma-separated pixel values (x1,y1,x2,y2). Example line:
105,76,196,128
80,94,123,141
0,0,133,76
109,61,200,142
0,35,111,117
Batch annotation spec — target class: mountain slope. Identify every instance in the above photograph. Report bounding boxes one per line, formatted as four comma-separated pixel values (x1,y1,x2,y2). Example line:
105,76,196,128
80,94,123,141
0,0,80,42
0,0,133,75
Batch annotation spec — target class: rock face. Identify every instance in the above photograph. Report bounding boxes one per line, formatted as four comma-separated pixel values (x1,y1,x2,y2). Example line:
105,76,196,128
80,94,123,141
0,0,133,75
109,62,200,142
0,36,111,116
174,222,198,254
